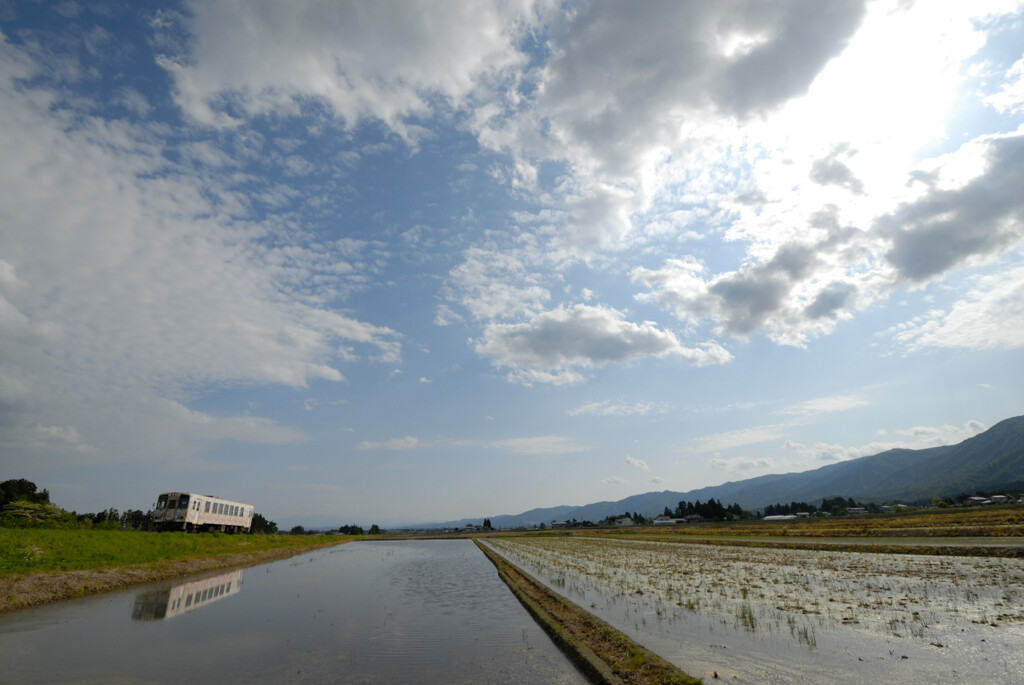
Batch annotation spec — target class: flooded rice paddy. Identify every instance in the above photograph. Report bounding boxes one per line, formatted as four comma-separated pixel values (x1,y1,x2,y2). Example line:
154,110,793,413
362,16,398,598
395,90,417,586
484,536,1024,683
0,539,588,684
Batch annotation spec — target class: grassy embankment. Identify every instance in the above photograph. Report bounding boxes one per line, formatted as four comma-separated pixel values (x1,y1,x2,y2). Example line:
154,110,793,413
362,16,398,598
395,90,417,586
0,528,353,612
476,539,701,685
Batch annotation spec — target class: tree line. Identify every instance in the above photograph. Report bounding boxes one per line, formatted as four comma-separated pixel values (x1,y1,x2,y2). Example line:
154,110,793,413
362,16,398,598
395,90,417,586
1,478,279,533
663,498,750,521
288,524,381,535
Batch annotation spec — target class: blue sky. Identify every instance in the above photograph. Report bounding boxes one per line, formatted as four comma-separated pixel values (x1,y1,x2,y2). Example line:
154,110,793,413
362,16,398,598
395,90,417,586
2,1,1023,527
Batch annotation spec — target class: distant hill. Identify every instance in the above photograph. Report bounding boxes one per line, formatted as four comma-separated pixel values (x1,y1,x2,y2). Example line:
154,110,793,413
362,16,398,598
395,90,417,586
409,415,1024,529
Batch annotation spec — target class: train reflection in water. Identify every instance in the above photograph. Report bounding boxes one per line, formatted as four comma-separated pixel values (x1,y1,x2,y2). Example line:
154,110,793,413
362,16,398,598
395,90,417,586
131,568,244,621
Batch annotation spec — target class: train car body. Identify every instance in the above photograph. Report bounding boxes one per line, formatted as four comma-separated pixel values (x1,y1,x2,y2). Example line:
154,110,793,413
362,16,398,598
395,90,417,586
153,491,254,533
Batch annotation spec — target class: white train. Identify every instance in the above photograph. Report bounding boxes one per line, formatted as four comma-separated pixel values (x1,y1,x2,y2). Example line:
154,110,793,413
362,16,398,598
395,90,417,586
153,491,254,533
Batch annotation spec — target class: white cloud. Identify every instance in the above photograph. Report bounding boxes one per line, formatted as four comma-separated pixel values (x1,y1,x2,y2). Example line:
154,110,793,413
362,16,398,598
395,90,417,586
475,303,731,385
708,455,776,472
692,424,789,453
568,400,671,417
603,476,629,485
986,55,1024,115
351,433,588,456
632,130,1024,346
31,424,96,453
784,420,987,462
777,394,869,417
484,435,587,456
625,455,650,471
474,0,867,252
0,40,397,466
162,0,541,142
878,133,1024,284
445,247,551,322
888,263,1024,352
356,436,420,451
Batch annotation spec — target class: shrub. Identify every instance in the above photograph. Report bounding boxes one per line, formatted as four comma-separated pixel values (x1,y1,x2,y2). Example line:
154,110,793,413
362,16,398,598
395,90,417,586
1,501,77,529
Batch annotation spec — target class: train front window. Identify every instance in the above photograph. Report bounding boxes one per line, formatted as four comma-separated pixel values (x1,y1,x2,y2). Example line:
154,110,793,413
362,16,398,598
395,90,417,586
156,495,168,510
167,499,177,510
178,496,190,509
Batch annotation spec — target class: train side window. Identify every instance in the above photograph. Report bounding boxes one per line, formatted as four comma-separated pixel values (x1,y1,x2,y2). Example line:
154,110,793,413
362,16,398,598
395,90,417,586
204,502,210,513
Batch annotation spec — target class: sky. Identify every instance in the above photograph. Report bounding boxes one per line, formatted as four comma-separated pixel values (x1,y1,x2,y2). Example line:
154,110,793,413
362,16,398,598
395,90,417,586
2,0,1023,528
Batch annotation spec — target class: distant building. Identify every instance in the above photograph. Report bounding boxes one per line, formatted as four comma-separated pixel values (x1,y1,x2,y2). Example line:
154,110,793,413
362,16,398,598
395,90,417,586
614,517,635,526
653,515,679,525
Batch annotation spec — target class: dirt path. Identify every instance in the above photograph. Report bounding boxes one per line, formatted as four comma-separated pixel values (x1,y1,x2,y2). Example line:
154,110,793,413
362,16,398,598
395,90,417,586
0,541,346,614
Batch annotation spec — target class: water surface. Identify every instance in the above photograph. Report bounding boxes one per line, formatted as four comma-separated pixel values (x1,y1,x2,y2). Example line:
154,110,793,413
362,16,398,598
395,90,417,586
485,536,1024,683
0,539,588,684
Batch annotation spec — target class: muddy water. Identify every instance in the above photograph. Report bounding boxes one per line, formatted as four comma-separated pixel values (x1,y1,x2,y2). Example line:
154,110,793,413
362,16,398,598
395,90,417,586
485,537,1024,684
0,539,588,684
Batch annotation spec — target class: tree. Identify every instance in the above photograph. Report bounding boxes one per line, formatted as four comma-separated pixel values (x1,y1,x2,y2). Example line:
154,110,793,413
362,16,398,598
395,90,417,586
1,479,50,508
120,509,151,530
249,513,278,534
369,524,381,535
289,525,306,535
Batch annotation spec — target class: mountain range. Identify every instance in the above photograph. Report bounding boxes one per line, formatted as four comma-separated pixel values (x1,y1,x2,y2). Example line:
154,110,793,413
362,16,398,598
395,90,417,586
408,414,1024,530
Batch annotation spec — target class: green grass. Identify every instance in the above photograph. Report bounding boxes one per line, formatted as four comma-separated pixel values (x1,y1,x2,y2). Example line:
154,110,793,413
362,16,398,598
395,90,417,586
0,529,353,577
